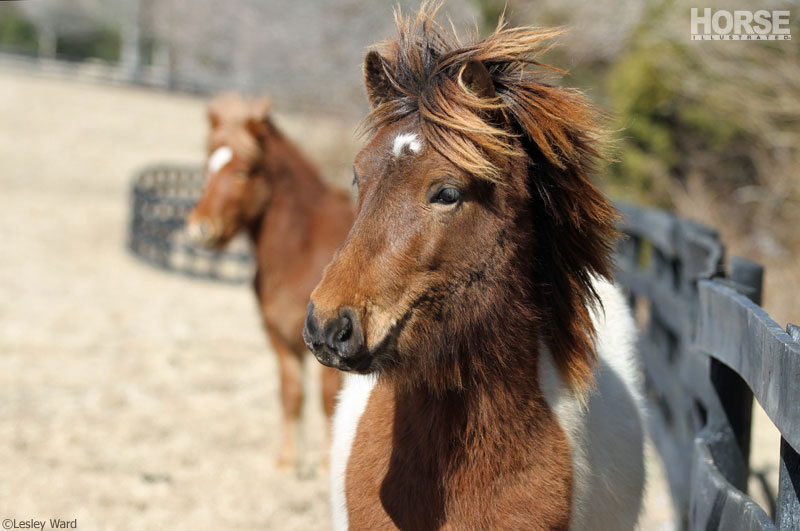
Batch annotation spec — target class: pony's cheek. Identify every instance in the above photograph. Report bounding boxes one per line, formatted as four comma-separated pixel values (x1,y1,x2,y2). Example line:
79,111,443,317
364,310,398,351
361,280,428,352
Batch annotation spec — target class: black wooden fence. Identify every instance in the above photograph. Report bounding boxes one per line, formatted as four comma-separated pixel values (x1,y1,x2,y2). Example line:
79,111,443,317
614,202,800,530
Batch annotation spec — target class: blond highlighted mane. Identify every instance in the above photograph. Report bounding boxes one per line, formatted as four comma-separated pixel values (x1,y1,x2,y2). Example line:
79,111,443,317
361,3,606,183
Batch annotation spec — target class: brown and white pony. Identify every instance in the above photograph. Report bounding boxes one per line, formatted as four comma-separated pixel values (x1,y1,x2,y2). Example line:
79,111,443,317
303,6,645,530
187,93,354,467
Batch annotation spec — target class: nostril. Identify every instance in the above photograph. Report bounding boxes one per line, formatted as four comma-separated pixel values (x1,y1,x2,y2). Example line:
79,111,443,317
323,308,363,359
335,317,352,344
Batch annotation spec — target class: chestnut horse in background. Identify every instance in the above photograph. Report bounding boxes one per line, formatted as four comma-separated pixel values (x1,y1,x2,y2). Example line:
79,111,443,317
187,93,353,467
303,5,645,530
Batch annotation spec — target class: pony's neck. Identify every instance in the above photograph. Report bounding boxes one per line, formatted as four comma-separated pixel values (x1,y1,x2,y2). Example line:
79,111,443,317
376,339,565,526
264,121,326,190
399,222,545,394
391,267,547,452
398,329,545,428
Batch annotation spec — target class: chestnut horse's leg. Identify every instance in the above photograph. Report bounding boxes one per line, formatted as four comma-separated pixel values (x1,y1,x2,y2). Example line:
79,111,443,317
265,324,304,469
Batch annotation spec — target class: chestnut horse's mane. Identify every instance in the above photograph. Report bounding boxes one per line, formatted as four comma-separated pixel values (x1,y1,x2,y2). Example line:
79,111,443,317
362,3,619,388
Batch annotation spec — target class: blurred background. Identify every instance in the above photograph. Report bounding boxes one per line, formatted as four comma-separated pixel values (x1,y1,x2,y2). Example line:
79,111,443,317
0,0,797,529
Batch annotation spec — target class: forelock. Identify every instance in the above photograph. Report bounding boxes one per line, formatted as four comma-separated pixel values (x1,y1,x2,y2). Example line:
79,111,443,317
359,2,607,185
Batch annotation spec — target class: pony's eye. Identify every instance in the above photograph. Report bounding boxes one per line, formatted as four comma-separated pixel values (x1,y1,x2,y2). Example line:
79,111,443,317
352,168,360,189
430,186,461,205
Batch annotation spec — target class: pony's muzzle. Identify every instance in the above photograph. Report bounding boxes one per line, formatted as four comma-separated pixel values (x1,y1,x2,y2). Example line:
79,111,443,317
186,216,220,247
303,302,366,371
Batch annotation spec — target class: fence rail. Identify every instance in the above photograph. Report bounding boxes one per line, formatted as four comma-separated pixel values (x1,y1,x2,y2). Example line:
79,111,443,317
614,202,800,530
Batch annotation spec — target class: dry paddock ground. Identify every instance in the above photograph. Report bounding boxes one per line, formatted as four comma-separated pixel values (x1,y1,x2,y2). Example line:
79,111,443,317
1,68,757,530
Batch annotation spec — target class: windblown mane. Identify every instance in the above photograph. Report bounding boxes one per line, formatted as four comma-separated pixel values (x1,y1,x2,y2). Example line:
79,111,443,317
361,3,619,388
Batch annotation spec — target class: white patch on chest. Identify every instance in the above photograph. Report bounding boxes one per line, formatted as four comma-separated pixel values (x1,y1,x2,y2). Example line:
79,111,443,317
539,278,646,530
207,146,233,174
392,132,422,157
329,373,377,531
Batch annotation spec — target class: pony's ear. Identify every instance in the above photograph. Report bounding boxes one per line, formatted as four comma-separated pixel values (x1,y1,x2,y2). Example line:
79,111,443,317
208,92,242,130
251,96,271,120
460,60,495,99
247,97,272,139
208,106,221,130
364,51,396,108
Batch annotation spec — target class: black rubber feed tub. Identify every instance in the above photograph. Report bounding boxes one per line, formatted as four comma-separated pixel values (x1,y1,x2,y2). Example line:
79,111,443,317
128,164,254,283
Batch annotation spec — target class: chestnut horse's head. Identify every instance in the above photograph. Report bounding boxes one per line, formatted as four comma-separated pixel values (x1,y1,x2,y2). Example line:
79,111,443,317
304,6,618,391
187,93,273,248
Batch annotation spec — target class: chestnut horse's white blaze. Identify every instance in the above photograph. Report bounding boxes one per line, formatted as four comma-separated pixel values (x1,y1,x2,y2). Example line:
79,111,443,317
207,145,233,174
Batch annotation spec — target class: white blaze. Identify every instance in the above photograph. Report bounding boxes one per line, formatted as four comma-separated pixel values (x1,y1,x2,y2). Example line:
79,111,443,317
392,133,422,157
207,146,233,174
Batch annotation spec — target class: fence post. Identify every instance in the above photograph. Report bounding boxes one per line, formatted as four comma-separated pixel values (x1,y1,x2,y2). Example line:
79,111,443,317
708,256,763,492
776,324,800,529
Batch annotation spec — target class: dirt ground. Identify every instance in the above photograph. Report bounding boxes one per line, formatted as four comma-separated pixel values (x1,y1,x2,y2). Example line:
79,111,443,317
1,68,695,530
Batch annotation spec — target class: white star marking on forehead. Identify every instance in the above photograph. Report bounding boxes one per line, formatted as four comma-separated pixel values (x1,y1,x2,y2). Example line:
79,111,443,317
207,146,233,174
392,133,422,157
